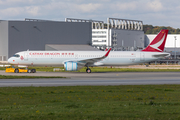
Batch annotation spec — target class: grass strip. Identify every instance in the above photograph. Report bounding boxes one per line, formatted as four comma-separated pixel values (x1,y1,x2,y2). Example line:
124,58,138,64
0,75,65,79
0,85,180,119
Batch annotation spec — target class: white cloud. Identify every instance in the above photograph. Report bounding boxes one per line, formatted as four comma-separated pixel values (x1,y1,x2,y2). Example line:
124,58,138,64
0,7,23,17
146,0,163,12
113,2,137,11
0,0,179,28
26,6,41,16
75,3,102,13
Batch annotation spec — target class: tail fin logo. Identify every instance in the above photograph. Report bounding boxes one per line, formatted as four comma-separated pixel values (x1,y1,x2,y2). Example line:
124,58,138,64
142,29,168,52
149,34,165,52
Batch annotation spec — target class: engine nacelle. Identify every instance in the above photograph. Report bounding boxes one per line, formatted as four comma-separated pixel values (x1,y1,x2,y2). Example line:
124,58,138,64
64,62,83,71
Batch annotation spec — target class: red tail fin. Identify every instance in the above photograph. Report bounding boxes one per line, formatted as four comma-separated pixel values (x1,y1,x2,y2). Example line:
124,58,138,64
142,29,168,52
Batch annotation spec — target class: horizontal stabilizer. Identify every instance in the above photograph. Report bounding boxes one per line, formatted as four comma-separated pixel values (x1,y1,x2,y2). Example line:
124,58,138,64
153,53,170,58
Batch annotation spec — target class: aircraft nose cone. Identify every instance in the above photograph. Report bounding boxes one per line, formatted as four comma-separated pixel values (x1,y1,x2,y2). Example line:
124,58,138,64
8,58,13,64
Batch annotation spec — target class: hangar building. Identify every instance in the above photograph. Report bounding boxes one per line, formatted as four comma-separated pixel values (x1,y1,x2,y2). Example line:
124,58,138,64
91,18,144,51
0,18,92,61
65,18,144,51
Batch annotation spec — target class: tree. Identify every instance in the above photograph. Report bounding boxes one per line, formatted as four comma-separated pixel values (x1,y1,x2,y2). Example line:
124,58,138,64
143,25,180,34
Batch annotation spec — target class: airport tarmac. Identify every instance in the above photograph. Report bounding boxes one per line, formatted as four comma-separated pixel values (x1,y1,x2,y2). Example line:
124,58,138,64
0,70,180,87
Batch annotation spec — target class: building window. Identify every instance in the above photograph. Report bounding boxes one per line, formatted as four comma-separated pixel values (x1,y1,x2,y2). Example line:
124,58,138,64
92,36,106,38
3,56,6,61
93,40,106,42
93,40,99,42
92,31,106,34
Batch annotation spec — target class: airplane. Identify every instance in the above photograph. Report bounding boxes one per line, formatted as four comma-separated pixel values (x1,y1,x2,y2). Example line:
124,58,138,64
8,29,170,73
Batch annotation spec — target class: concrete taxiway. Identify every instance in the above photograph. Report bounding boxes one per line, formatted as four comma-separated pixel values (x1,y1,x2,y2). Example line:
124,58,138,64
0,70,180,87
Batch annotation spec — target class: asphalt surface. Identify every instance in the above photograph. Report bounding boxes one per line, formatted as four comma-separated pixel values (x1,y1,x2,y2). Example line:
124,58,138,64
0,70,180,87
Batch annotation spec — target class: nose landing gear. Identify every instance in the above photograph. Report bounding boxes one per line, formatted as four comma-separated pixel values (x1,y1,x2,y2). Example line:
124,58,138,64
27,69,31,73
27,69,36,73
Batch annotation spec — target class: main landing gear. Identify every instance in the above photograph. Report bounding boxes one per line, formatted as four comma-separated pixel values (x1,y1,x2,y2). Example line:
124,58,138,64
27,69,36,73
86,67,91,73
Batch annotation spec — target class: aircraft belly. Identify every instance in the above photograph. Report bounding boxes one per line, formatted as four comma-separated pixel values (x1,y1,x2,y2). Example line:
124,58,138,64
102,58,133,66
102,57,157,66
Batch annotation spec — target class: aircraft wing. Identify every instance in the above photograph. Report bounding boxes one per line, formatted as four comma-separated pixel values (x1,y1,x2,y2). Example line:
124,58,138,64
67,48,111,66
79,48,111,66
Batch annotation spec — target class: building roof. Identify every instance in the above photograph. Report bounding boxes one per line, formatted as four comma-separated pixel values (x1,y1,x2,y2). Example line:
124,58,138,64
45,44,100,51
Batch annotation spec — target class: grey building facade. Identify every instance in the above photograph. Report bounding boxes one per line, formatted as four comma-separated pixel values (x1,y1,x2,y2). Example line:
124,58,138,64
111,29,144,50
0,20,92,60
92,18,144,51
0,21,8,61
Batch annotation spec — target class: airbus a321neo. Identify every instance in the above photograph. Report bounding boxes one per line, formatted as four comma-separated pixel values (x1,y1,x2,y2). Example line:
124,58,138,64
8,29,170,73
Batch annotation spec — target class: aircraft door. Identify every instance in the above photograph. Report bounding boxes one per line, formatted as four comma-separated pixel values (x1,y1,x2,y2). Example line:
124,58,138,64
24,52,28,61
140,53,145,61
75,54,78,59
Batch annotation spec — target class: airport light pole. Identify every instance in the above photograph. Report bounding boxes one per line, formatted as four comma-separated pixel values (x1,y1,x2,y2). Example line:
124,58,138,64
174,36,177,59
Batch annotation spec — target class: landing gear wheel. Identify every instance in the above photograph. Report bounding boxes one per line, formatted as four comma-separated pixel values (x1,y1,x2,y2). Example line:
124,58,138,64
14,69,19,73
86,68,91,73
27,69,31,73
31,69,36,73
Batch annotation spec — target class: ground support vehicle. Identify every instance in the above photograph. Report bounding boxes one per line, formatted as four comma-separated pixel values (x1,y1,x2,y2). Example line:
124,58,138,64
5,66,36,73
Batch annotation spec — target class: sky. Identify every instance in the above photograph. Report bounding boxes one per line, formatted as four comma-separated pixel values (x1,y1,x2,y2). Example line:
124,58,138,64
0,0,180,28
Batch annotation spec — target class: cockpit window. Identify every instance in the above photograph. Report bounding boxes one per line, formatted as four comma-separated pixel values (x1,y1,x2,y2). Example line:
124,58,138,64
12,54,20,57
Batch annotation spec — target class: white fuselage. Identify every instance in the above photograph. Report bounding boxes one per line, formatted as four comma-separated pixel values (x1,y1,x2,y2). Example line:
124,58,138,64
8,51,170,67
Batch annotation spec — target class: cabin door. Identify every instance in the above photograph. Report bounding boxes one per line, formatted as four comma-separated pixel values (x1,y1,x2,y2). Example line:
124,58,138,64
75,54,78,59
140,53,145,61
24,52,28,61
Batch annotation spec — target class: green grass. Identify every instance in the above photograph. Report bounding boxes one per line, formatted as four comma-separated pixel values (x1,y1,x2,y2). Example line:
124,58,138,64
0,85,180,119
0,67,6,70
0,75,66,79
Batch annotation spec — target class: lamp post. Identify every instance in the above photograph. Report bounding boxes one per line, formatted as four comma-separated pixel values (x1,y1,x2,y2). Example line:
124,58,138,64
174,36,177,59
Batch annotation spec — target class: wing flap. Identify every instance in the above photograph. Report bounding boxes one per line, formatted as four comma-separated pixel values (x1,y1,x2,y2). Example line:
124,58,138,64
80,48,111,65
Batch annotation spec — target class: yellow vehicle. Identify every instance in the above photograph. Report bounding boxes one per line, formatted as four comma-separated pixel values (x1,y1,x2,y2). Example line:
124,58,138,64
6,66,28,73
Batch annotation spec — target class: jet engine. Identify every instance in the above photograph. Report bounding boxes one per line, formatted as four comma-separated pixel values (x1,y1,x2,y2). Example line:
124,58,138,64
64,62,83,71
